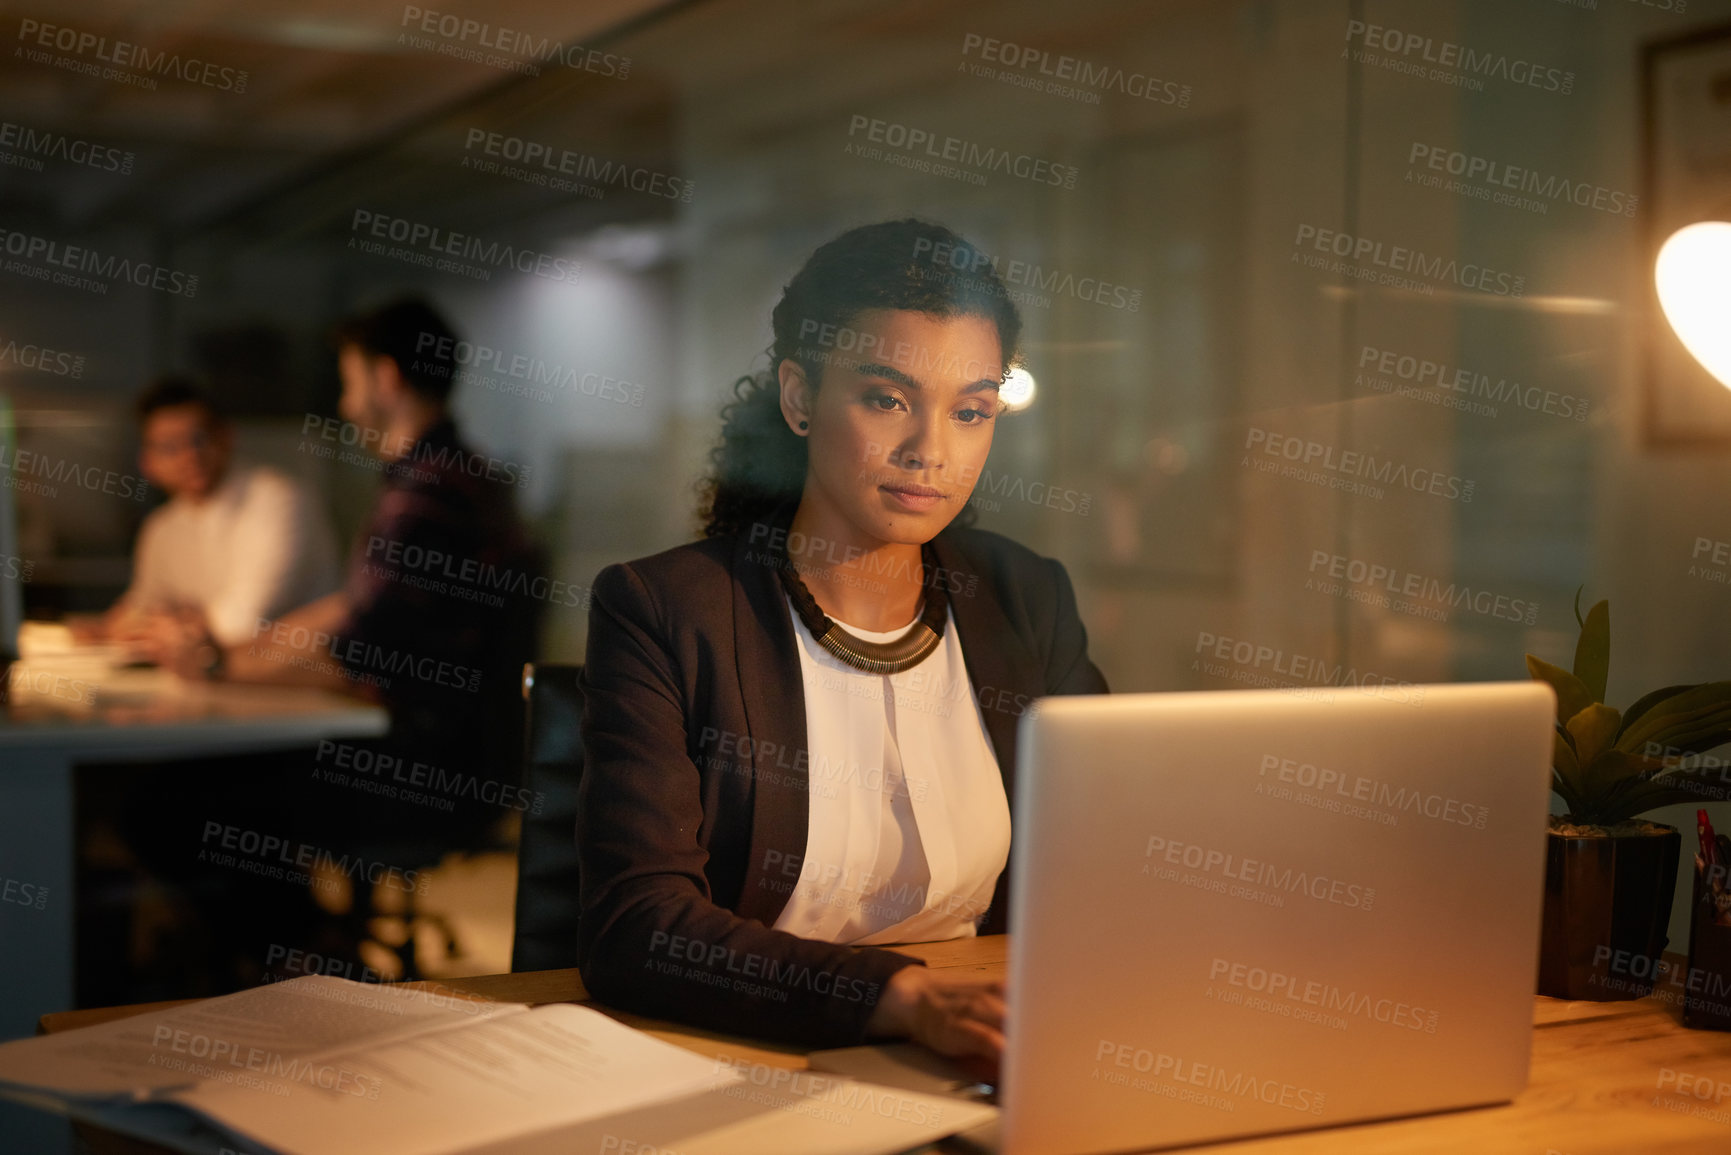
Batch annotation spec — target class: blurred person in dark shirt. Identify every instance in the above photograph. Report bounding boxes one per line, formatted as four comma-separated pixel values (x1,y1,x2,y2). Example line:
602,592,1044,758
96,298,541,1000
161,297,543,841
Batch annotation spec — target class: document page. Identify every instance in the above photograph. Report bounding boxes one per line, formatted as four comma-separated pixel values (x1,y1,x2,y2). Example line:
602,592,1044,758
448,1067,1000,1155
0,976,523,1100
178,1003,745,1155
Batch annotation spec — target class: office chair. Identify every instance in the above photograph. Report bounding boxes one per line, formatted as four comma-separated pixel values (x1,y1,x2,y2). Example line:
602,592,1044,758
353,573,548,981
510,662,585,972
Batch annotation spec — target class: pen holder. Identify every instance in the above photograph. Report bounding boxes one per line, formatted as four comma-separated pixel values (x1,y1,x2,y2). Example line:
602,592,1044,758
1682,862,1731,1031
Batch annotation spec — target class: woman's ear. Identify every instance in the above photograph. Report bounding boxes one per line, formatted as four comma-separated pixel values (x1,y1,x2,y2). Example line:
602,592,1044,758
776,359,814,436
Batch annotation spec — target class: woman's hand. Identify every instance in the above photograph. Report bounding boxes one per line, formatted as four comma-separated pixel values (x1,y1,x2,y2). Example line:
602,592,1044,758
867,965,1006,1075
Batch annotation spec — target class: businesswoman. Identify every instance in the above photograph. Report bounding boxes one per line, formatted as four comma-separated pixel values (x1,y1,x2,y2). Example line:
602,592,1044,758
576,218,1108,1062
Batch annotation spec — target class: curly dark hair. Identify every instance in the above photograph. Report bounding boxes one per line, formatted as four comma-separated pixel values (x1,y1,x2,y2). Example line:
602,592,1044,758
697,218,1022,539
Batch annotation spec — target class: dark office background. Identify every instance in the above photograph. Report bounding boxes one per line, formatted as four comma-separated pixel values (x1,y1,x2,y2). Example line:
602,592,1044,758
3,0,1730,967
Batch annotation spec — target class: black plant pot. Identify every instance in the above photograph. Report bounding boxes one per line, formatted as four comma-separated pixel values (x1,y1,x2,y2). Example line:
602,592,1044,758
1537,821,1681,1000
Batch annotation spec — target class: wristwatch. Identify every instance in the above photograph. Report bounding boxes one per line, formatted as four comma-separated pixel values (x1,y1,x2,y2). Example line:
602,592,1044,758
196,641,226,681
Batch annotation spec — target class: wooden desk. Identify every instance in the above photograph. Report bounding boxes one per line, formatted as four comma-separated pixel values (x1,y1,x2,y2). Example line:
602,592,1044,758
1,660,388,1042
35,935,1731,1153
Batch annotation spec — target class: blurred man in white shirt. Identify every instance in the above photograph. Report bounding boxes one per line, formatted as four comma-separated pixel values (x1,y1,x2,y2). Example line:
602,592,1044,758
93,378,341,661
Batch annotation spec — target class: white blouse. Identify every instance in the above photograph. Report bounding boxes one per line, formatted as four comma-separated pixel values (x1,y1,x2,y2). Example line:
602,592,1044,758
772,598,1011,946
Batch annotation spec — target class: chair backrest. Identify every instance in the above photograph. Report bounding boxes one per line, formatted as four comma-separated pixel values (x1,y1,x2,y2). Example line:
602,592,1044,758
510,663,585,972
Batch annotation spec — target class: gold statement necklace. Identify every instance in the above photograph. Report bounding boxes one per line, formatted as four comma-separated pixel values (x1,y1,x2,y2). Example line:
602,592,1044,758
776,541,948,675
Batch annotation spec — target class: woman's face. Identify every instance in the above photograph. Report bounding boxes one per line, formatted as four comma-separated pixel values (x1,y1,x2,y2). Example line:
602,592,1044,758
782,308,1004,547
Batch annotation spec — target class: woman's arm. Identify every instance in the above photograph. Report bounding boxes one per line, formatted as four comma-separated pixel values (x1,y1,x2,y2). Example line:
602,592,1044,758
575,560,926,1048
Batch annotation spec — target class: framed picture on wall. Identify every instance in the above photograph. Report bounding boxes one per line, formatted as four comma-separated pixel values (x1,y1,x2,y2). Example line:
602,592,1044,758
1642,23,1731,447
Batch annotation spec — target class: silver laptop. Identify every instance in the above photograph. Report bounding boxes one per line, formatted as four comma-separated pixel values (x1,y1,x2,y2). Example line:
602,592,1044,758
998,682,1555,1154
812,682,1555,1152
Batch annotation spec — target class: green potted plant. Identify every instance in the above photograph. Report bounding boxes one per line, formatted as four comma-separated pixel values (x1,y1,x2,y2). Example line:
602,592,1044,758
1527,592,1731,1000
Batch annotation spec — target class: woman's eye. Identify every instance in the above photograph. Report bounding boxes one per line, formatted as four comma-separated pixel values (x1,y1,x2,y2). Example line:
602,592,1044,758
866,392,906,412
956,407,995,424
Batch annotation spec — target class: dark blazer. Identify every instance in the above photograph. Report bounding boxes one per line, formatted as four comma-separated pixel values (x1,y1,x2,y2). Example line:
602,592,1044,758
575,514,1108,1047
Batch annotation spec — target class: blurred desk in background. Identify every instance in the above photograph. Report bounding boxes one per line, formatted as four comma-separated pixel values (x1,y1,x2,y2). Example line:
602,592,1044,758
0,635,387,1042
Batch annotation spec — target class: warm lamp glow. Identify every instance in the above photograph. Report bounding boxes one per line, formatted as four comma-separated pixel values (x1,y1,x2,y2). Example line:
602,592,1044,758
1656,221,1731,389
1001,366,1037,411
